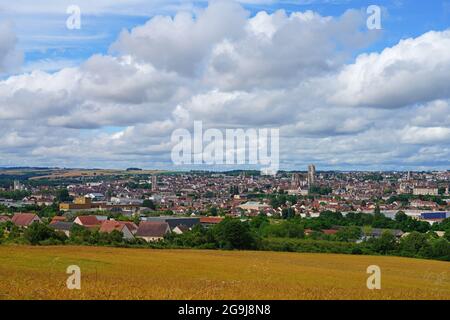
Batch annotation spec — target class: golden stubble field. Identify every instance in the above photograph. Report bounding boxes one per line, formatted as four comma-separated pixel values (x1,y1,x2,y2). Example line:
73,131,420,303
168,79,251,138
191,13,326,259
0,245,448,300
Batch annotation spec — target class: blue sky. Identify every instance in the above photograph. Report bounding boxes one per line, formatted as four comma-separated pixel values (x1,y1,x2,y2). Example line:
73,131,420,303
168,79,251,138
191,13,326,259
0,1,449,171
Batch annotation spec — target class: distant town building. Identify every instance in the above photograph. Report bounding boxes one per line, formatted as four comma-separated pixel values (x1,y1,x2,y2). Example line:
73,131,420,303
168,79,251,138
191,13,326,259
85,193,105,201
60,196,141,213
291,173,301,188
307,164,316,186
151,175,158,192
239,201,270,212
398,183,413,194
287,189,309,196
60,196,94,211
413,187,439,196
420,212,449,225
13,180,25,191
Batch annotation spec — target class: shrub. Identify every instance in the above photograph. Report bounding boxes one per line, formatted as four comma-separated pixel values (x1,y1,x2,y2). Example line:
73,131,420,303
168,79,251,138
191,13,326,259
24,223,67,245
368,231,399,254
260,238,366,255
213,218,257,250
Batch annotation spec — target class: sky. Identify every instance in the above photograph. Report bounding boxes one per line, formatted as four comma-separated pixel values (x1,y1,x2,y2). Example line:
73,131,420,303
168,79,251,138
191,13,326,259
0,0,449,171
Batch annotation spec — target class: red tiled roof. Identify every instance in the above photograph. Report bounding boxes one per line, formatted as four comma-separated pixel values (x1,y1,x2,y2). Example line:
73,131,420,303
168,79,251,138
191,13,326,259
12,213,40,227
122,221,138,232
322,229,339,235
0,215,11,223
136,222,170,238
200,217,224,224
99,220,125,233
50,216,66,224
76,216,100,226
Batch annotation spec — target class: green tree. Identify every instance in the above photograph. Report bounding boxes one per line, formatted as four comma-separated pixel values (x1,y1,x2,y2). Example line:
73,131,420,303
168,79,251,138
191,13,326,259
395,211,408,223
55,189,72,203
432,218,450,231
370,231,398,254
209,207,218,216
250,214,269,230
445,230,450,242
372,212,393,228
142,199,156,210
7,224,21,240
0,190,31,201
262,219,305,239
69,224,92,244
270,194,287,209
213,218,256,250
374,205,381,215
281,220,305,238
108,230,124,243
362,225,373,239
399,232,429,257
309,186,332,195
281,207,295,220
24,222,66,245
430,238,450,260
132,214,141,225
335,226,362,242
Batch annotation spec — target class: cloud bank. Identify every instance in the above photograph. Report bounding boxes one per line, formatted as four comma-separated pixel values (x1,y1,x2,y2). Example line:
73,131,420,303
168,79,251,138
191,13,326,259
0,1,449,170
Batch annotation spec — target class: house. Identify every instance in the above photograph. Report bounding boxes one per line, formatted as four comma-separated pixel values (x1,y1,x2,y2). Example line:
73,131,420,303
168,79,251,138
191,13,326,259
435,231,446,238
0,215,11,223
172,224,190,234
413,187,439,196
410,200,438,208
50,222,74,237
200,216,224,228
50,216,66,224
11,213,41,228
238,201,270,213
322,229,339,236
60,196,141,213
143,217,200,230
99,220,135,240
135,221,170,242
420,212,448,225
361,228,404,240
121,221,138,234
60,196,95,211
74,215,101,229
85,193,105,201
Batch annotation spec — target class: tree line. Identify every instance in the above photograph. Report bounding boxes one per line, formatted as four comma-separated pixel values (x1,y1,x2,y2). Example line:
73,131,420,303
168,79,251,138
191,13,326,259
1,211,448,261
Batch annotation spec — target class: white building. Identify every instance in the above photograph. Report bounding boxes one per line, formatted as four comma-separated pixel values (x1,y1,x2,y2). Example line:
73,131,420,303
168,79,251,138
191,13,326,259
413,187,439,196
